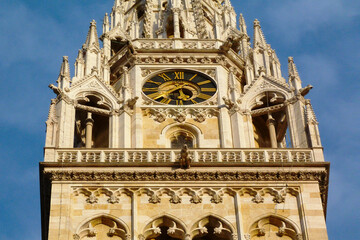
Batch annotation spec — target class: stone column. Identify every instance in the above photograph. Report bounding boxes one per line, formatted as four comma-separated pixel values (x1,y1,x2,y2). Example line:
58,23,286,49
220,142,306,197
173,8,180,38
266,114,277,148
85,112,94,148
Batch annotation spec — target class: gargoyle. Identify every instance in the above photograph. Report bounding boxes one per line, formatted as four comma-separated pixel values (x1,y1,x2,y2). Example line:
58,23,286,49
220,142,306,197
222,96,235,109
299,84,313,96
125,96,139,110
49,84,61,95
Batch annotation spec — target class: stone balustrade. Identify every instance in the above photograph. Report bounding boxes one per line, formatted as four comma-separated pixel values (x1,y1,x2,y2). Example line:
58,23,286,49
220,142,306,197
44,148,317,163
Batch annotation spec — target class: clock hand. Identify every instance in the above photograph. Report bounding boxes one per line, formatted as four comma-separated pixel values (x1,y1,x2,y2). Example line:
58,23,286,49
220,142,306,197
153,82,190,100
178,89,190,100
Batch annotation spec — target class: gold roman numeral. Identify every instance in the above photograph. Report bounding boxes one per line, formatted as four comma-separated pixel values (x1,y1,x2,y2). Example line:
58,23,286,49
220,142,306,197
143,87,158,92
201,88,216,92
197,80,211,85
147,80,162,85
158,73,172,81
160,98,171,104
174,72,184,80
190,99,198,104
197,93,211,100
176,100,183,105
189,74,198,81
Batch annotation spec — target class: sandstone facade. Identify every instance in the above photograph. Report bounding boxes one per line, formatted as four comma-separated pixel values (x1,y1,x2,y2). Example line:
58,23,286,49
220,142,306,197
40,0,329,239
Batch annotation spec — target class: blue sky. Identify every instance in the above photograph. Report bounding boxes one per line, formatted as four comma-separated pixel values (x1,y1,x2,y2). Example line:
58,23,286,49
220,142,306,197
0,0,359,239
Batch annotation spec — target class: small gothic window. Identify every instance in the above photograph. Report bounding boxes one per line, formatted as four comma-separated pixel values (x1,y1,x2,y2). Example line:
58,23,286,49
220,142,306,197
171,132,194,149
74,95,110,148
251,92,290,148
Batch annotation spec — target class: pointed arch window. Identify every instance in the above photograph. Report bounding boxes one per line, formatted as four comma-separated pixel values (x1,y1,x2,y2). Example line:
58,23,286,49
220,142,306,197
191,216,234,240
170,132,194,149
247,215,302,240
250,92,291,148
142,216,186,240
74,94,111,148
74,215,129,240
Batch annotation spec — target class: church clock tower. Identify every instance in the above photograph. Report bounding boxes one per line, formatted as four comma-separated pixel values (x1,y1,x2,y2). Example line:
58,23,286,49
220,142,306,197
40,0,329,239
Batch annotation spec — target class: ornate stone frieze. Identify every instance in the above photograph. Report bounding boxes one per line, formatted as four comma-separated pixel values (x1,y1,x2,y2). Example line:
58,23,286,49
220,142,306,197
70,185,303,207
142,107,219,123
48,169,327,210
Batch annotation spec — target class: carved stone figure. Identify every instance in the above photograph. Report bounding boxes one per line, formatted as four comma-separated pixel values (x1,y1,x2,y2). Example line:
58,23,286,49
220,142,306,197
179,145,192,169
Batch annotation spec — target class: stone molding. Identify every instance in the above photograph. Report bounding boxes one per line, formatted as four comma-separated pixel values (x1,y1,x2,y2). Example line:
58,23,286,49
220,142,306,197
142,107,219,123
71,186,299,205
43,168,328,213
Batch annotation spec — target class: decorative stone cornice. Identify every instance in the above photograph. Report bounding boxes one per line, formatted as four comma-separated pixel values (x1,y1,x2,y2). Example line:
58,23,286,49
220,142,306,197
44,167,328,211
71,186,300,206
44,169,327,183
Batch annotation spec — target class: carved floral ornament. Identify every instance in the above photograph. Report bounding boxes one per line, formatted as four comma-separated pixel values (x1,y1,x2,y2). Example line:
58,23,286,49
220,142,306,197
142,107,219,123
46,169,328,210
71,186,297,205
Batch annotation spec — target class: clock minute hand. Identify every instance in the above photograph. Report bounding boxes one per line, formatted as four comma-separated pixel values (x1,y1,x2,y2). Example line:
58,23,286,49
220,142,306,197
153,82,190,100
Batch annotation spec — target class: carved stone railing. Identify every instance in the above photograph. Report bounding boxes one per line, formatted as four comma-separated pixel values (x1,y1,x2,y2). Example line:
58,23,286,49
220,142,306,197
132,39,223,51
45,148,316,163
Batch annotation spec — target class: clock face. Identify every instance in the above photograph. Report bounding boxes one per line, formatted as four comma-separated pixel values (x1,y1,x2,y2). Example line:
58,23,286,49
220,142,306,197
142,70,217,105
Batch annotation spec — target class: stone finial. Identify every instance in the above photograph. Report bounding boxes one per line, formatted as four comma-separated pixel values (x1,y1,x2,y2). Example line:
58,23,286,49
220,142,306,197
254,19,260,27
239,14,247,35
103,13,110,34
58,56,70,80
253,19,267,47
288,57,299,78
57,56,71,90
288,56,303,92
84,20,100,49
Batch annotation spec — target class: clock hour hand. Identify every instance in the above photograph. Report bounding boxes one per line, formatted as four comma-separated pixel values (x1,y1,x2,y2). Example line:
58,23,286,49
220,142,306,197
153,82,190,100
178,89,190,100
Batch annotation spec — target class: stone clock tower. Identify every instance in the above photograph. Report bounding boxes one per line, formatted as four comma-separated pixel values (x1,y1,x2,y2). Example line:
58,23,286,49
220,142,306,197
40,0,330,239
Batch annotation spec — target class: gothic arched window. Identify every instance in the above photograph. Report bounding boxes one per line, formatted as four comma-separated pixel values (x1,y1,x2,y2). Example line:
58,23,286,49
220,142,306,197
250,92,291,148
247,215,302,240
74,215,129,240
142,216,186,240
191,216,234,240
170,132,194,149
74,94,111,148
